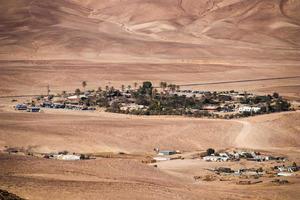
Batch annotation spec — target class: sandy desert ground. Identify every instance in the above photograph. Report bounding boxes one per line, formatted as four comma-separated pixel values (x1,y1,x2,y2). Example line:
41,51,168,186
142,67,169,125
0,0,300,199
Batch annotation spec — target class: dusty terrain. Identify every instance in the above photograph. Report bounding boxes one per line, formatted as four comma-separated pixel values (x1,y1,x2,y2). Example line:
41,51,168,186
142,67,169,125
0,0,300,199
0,99,299,200
0,0,300,97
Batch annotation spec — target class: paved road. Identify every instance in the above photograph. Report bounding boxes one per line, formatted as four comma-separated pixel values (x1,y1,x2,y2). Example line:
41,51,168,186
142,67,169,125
178,76,300,87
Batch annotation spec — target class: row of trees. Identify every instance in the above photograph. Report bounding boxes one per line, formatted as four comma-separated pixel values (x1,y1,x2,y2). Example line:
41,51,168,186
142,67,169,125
73,81,181,96
159,82,180,92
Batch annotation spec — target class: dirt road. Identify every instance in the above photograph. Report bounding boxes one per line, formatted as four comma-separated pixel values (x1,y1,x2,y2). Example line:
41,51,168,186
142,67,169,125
234,120,252,148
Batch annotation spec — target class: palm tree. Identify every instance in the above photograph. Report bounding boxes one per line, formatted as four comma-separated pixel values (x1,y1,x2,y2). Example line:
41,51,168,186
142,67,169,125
82,81,87,92
172,85,176,92
127,85,132,91
167,84,176,92
160,81,167,90
134,82,138,90
152,88,158,99
121,84,125,92
105,85,109,91
61,91,67,97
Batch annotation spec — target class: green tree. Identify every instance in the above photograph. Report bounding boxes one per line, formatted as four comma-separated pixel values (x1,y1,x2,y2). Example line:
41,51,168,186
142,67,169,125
75,88,81,96
139,81,153,95
206,148,215,156
273,92,279,98
160,81,167,90
167,84,176,92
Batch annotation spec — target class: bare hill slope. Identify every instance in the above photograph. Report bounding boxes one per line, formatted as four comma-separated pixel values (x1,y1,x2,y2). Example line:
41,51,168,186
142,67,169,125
1,0,300,62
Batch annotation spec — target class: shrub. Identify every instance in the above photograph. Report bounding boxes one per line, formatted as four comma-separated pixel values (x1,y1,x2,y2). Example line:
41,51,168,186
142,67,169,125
206,148,215,156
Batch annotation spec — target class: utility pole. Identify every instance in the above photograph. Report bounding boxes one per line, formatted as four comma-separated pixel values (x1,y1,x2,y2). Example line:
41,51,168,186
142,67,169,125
46,84,50,96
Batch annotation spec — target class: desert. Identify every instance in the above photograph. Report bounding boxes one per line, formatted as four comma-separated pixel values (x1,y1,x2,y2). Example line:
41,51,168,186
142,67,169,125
0,0,300,200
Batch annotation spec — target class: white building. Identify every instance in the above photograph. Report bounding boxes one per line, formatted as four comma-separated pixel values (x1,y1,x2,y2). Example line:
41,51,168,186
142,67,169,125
120,103,146,111
53,154,81,161
153,157,171,161
67,95,87,101
203,155,229,162
277,172,294,177
238,106,261,113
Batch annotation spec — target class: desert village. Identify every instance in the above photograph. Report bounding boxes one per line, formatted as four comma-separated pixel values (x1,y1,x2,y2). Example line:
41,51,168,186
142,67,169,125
3,81,299,188
3,141,300,187
1,0,300,199
14,81,293,119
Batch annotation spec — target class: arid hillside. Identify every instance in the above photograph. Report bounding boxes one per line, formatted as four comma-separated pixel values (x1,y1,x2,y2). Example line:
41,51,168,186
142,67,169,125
0,2,300,200
0,0,300,97
1,0,300,61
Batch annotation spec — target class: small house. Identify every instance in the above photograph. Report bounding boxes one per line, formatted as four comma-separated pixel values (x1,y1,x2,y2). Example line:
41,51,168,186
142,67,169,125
153,157,171,161
202,105,219,111
238,106,261,113
54,154,81,161
27,107,40,112
158,150,177,156
67,95,87,102
277,172,294,177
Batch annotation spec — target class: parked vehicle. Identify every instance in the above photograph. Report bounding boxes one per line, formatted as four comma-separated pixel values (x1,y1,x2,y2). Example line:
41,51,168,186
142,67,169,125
15,104,27,110
27,107,40,112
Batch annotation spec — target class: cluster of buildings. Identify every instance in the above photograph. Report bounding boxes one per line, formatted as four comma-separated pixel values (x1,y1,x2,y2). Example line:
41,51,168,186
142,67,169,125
213,167,265,177
174,90,264,114
3,146,90,161
120,103,147,112
274,164,299,176
14,93,98,112
13,84,290,119
40,101,96,111
212,163,299,178
203,150,286,162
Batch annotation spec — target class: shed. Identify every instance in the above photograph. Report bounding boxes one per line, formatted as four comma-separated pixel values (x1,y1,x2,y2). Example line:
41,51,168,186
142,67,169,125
27,107,40,112
158,150,177,156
